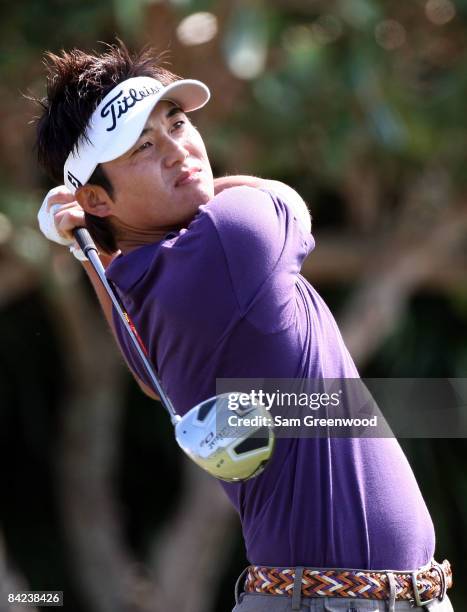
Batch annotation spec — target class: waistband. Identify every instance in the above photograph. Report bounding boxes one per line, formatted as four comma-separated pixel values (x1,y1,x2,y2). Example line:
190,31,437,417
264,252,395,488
244,559,452,607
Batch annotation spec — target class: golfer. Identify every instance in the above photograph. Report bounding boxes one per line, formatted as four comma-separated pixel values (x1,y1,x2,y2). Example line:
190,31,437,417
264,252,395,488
35,42,453,611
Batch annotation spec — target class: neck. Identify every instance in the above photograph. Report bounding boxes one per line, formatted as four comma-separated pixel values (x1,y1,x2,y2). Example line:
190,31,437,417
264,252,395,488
114,222,180,255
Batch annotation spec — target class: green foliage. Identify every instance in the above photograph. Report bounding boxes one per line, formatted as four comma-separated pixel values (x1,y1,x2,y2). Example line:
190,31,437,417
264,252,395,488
1,0,466,609
0,0,116,72
204,0,467,211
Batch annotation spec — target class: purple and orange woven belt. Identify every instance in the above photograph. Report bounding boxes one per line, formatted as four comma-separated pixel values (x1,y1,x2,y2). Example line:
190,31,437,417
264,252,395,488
245,559,452,606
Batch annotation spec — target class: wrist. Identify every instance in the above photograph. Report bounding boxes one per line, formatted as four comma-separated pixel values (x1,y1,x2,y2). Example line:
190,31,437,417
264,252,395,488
81,250,120,269
70,243,87,261
214,175,265,195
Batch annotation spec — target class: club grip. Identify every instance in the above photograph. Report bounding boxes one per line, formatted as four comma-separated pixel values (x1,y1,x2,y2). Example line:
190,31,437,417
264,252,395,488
73,227,98,256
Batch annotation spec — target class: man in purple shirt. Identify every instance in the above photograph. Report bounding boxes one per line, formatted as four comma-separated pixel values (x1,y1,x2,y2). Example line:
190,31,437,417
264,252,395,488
36,42,453,611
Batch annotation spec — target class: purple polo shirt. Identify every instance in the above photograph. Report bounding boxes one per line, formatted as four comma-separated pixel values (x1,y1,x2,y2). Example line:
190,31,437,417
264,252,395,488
106,186,435,570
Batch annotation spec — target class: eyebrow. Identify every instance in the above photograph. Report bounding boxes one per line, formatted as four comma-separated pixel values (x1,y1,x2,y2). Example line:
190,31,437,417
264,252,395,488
138,105,184,139
167,105,183,118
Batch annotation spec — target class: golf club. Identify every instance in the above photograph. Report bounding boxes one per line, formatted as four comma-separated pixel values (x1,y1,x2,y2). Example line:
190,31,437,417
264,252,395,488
73,227,275,481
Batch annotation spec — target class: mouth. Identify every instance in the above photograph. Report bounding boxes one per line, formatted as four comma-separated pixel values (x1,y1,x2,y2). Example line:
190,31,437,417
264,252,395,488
175,168,202,187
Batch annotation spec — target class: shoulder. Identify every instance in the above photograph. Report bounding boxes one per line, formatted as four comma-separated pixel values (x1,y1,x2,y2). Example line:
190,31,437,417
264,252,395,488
200,186,286,251
204,182,311,236
259,180,312,234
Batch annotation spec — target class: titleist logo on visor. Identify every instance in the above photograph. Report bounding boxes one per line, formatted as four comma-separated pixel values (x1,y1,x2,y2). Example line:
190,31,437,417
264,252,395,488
100,85,161,132
67,171,82,190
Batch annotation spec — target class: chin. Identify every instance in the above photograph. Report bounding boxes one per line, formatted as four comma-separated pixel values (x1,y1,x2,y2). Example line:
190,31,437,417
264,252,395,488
175,194,207,226
190,182,214,206
198,176,215,200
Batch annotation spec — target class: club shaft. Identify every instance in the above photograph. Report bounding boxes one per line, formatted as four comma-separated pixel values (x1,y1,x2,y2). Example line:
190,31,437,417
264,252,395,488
74,228,180,424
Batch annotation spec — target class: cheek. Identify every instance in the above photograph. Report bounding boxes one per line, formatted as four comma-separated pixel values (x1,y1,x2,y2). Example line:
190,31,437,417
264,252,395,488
188,128,209,157
114,164,164,198
198,141,210,162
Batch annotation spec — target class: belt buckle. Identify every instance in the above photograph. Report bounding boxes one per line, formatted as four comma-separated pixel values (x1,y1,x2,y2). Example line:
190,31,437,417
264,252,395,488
410,571,436,608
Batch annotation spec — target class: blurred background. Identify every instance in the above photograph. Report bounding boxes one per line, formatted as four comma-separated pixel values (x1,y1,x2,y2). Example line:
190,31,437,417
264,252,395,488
0,0,466,610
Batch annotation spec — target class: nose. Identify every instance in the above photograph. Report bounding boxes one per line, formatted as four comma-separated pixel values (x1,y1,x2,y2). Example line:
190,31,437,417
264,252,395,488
162,136,189,168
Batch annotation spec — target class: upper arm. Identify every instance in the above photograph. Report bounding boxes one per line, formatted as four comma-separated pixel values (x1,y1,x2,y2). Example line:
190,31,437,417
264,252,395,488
83,258,159,400
204,186,314,327
137,378,160,401
110,303,160,399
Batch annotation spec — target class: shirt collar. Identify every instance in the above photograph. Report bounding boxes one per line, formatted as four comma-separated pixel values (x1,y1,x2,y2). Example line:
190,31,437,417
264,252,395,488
105,240,163,293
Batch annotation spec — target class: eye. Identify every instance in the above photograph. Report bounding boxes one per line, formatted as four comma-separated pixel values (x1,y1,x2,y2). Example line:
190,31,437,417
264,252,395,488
133,141,153,155
172,120,186,131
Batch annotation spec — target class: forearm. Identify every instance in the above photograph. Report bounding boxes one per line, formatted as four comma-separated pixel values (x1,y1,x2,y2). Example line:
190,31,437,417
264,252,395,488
81,253,116,329
214,175,268,194
214,174,296,194
81,254,159,400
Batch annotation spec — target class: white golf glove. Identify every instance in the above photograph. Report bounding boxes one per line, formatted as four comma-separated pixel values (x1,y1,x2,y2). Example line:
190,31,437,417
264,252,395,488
37,186,88,261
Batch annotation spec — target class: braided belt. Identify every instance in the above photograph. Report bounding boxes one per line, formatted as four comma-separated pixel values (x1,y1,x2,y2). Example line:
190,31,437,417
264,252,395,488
245,559,452,605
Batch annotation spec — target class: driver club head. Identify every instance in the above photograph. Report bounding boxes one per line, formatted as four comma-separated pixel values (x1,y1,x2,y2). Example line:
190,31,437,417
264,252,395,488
174,393,275,482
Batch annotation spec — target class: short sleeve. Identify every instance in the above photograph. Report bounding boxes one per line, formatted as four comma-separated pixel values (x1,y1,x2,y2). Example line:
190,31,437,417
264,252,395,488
203,186,315,332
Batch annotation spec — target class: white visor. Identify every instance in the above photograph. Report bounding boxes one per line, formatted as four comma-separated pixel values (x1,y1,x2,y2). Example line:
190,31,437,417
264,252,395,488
63,76,210,193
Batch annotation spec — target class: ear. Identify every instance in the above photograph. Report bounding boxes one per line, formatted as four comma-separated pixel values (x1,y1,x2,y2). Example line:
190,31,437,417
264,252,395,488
76,185,114,218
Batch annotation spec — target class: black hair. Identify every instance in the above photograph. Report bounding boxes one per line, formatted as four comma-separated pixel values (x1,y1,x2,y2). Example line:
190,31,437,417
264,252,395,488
35,40,181,253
